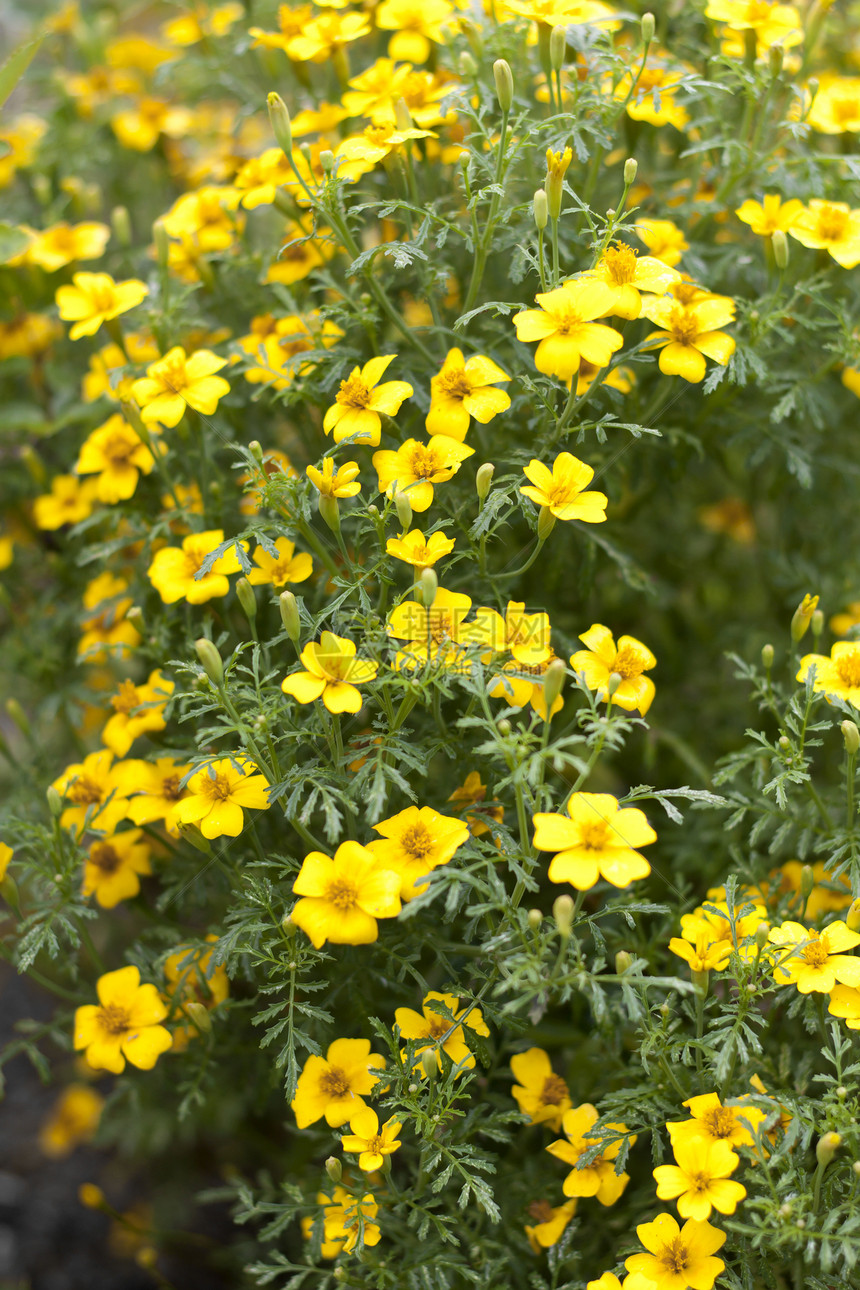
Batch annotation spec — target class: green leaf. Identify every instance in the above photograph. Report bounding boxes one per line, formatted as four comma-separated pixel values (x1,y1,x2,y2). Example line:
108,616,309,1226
0,222,29,264
0,35,43,112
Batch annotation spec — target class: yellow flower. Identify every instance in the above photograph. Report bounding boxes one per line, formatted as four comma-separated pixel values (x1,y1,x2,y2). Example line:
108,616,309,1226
111,96,192,152
373,436,474,511
616,59,691,131
489,652,566,721
525,1198,577,1252
131,347,230,427
172,757,271,839
375,0,453,62
653,1138,746,1221
163,936,229,1049
470,599,552,666
312,1186,380,1255
335,123,434,183
513,281,624,383
55,272,148,340
625,1212,726,1290
28,221,110,272
162,2,244,45
520,453,607,522
33,475,98,530
287,10,371,61
575,358,635,396
0,842,12,882
306,458,361,498
797,641,860,707
828,983,860,1030
341,1107,403,1171
425,348,511,441
82,332,158,403
547,1104,633,1204
281,631,377,714
368,804,470,900
265,219,336,285
161,185,243,253
768,919,860,993
0,114,46,188
74,965,172,1074
291,1037,385,1128
395,990,489,1074
247,538,313,589
52,749,130,836
0,311,61,360
100,669,173,757
75,414,158,503
39,1085,104,1157
669,934,733,973
634,218,689,266
570,624,656,714
830,601,860,637
667,1092,766,1150
113,756,192,833
386,586,473,670
788,200,860,269
807,75,860,135
510,1047,571,1131
698,496,756,544
641,296,736,383
147,529,245,605
447,771,504,838
583,245,679,320
735,194,804,236
533,792,656,890
83,829,152,909
291,844,401,947
323,355,413,447
705,0,802,48
386,528,456,569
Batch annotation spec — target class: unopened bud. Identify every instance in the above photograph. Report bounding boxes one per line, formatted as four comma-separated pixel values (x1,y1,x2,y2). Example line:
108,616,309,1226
46,785,63,817
846,898,860,933
527,908,543,929
152,218,169,271
394,97,412,133
496,718,512,736
811,609,824,640
762,643,774,669
807,76,819,101
458,50,477,77
553,893,574,940
78,1183,107,1210
19,443,45,485
195,637,224,687
420,1048,438,1081
493,59,513,113
5,699,30,738
755,921,771,950
641,11,655,43
779,735,790,751
623,157,638,186
248,439,265,467
281,912,296,937
126,605,145,636
318,493,340,534
279,591,301,644
325,1156,342,1183
542,658,566,713
816,1131,841,1168
177,822,212,855
394,487,412,533
549,26,565,70
319,149,335,174
537,506,556,541
800,864,815,901
533,188,548,231
419,567,438,607
791,593,819,642
615,950,633,975
235,577,257,624
837,1086,848,1100
772,229,789,270
843,720,860,755
607,671,624,698
768,42,783,77
185,1000,212,1034
111,205,131,247
476,462,495,503
267,91,293,156
367,504,379,519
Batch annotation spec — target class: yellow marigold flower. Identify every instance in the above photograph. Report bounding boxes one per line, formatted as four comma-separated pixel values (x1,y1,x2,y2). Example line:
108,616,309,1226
161,185,243,253
0,311,61,360
669,934,733,973
83,829,152,909
520,453,607,522
74,965,172,1074
842,365,860,397
112,756,192,833
641,297,736,383
768,860,851,919
513,281,624,383
287,10,371,62
100,669,173,757
82,332,159,404
131,347,230,427
735,194,804,236
291,1037,385,1128
28,221,110,272
828,983,860,1030
654,1139,745,1221
547,1104,633,1205
163,936,229,1049
162,2,243,45
395,990,489,1074
39,1085,104,1158
74,413,158,503
33,474,98,530
323,355,413,447
533,791,656,890
425,348,511,441
373,436,474,511
788,200,860,269
56,272,148,340
634,218,689,267
341,1107,403,1171
368,805,470,900
247,538,313,589
148,529,245,605
625,1212,726,1290
386,528,455,569
335,123,435,184
510,1047,572,1131
490,652,566,721
705,0,802,46
570,623,656,714
111,96,192,152
282,631,377,714
525,1198,577,1252
292,842,402,948
667,1091,766,1150
830,600,860,637
798,641,860,707
582,245,679,321
698,496,756,545
503,0,619,26
586,1276,622,1290
471,599,552,666
447,771,504,838
265,221,336,285
386,586,473,670
0,842,12,882
375,0,453,63
173,757,271,839
807,76,860,135
52,749,131,836
768,919,860,993
617,59,691,131
0,114,46,187
234,148,297,210
309,1186,380,1255
307,458,362,499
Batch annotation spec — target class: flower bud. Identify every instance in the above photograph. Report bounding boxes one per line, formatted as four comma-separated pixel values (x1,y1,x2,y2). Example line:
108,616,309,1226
458,50,478,77
542,658,566,714
46,785,63,817
394,97,412,133
607,671,624,698
195,637,224,687
837,1085,848,1100
111,205,131,247
185,1000,212,1034
816,1131,841,1168
553,893,574,940
800,864,815,902
537,506,556,541
549,26,565,70
325,1156,343,1183
811,608,824,640
176,822,213,855
279,591,301,644
846,898,860,933
761,643,774,669
318,493,340,534
493,59,513,113
394,487,412,533
527,908,543,929
615,950,633,975
755,921,771,950
19,443,46,485
476,462,495,503
791,593,819,642
772,228,789,270
843,720,860,755
778,735,790,752
248,439,265,467
419,567,438,607
267,91,293,156
496,718,512,736
126,605,145,636
768,42,783,77
319,149,335,174
641,11,655,43
623,157,638,186
78,1183,107,1210
533,188,548,232
236,577,257,624
152,218,169,272
420,1048,438,1081
545,147,572,222
5,699,30,738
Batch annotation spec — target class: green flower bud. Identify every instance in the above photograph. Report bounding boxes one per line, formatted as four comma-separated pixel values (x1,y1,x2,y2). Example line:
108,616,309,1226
496,718,512,736
458,50,478,77
493,59,513,113
549,26,565,71
843,720,860,755
420,567,438,607
542,658,566,714
623,157,638,186
761,643,774,668
325,1156,343,1183
811,608,824,640
420,1048,438,1081
177,822,212,855
185,1000,212,1034
791,593,819,642
527,908,543,929
195,638,224,687
553,893,574,940
318,493,341,534
267,91,293,156
394,97,412,132
768,42,783,77
607,671,624,698
772,228,789,269
537,506,556,541
319,149,335,174
152,217,169,271
476,462,495,503
615,950,633,975
394,487,412,533
641,11,655,43
126,605,145,636
755,921,771,950
111,205,132,248
816,1131,841,1168
46,785,63,817
248,439,265,467
800,864,815,901
279,591,301,644
236,577,257,624
533,188,548,231
5,699,30,738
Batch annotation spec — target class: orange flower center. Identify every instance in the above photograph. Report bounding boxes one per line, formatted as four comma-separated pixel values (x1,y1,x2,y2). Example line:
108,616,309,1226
689,1170,711,1194
400,823,434,860
324,876,359,911
89,843,121,873
668,306,701,345
437,368,473,402
111,679,142,714
426,608,456,644
88,285,118,314
365,1132,384,1154
551,305,585,336
702,1106,736,1139
528,1200,554,1223
161,774,185,801
319,1066,351,1098
426,1014,450,1039
67,775,105,805
406,445,438,480
836,650,860,688
155,356,189,393
337,373,372,409
98,1003,131,1036
577,820,610,851
658,1236,690,1275
802,936,830,967
671,280,701,305
546,478,581,508
201,773,235,803
102,430,137,465
540,1074,568,1106
815,204,849,242
603,244,639,285
611,645,644,680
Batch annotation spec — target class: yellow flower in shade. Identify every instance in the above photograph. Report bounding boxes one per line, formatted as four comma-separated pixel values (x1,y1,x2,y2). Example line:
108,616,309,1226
33,475,98,530
533,792,656,890
570,624,656,714
162,2,244,46
525,1199,577,1252
28,221,110,273
368,805,470,900
291,842,402,948
148,530,245,605
281,632,377,714
653,1139,746,1221
76,573,143,662
306,458,361,499
111,97,192,152
386,586,473,670
425,348,511,441
52,749,130,836
575,358,634,396
74,965,172,1074
765,860,851,920
172,757,271,839
292,1037,385,1127
667,1092,767,1150
265,220,335,285
735,194,804,236
395,991,489,1074
828,984,860,1030
669,933,733,974
82,332,159,403
641,297,736,383
489,652,566,721
582,245,679,321
0,311,60,360
520,453,607,523
386,528,456,570
163,937,229,1049
510,1047,572,1131
807,76,860,135
56,273,148,340
341,1107,403,1171
161,186,243,253
547,1104,633,1205
375,0,453,63
513,281,623,383
830,601,860,636
39,1085,104,1157
83,829,152,909
634,218,689,267
798,642,860,707
311,1186,380,1255
131,347,230,427
373,436,475,511
100,669,173,757
767,919,860,993
74,414,158,504
788,201,860,269
616,59,691,131
112,757,192,833
324,356,413,447
247,538,313,589
287,10,371,62
446,771,504,838
624,1213,726,1290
